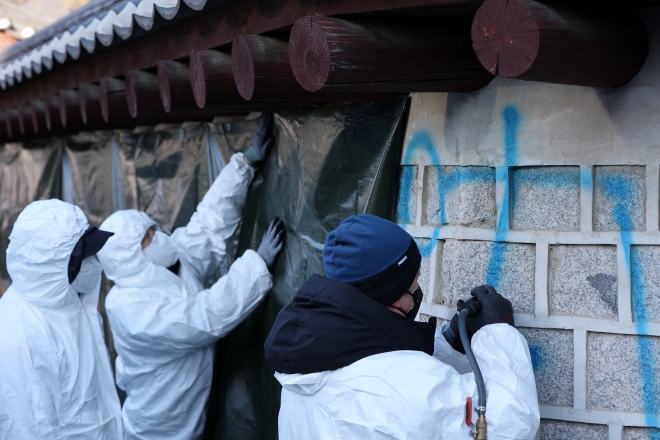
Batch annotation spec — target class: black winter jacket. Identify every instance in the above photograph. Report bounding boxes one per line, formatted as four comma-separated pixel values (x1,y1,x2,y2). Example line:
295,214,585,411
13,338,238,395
264,275,436,374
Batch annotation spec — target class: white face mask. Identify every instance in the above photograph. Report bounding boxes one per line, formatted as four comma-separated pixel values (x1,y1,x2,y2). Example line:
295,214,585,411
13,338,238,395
143,230,179,268
71,256,103,295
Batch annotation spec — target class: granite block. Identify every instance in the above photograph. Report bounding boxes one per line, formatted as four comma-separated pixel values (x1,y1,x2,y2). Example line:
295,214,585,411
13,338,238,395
535,420,608,440
587,332,660,412
519,328,574,406
413,238,435,298
422,166,496,227
631,246,660,322
594,165,646,231
511,166,581,231
396,165,418,224
549,245,618,319
624,427,660,440
440,239,535,313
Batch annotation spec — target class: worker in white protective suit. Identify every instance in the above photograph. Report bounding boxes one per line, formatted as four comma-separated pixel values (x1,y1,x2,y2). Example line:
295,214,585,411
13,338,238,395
0,199,123,439
97,113,284,440
265,214,540,439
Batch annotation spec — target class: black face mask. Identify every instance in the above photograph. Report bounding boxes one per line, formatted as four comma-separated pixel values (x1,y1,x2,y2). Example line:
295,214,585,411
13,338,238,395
406,287,424,320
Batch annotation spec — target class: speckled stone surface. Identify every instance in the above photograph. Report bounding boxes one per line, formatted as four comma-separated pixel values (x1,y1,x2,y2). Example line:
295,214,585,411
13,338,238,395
549,245,618,319
631,246,660,322
421,166,496,227
624,427,660,439
534,420,608,440
518,328,574,406
587,332,660,412
593,165,646,231
413,238,435,298
511,166,581,231
396,165,418,224
440,239,535,313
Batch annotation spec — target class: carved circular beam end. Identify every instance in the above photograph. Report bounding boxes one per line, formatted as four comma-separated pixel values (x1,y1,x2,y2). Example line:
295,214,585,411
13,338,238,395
157,62,173,113
125,73,138,119
472,0,539,78
289,16,331,92
190,50,207,108
232,36,255,101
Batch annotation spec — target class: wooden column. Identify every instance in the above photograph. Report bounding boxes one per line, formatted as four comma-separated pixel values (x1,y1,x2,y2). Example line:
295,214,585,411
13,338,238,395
190,50,244,108
231,35,394,102
79,83,106,126
471,0,648,87
289,16,493,93
59,89,83,129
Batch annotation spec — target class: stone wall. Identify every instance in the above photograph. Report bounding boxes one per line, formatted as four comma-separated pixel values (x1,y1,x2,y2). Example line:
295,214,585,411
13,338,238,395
398,8,660,439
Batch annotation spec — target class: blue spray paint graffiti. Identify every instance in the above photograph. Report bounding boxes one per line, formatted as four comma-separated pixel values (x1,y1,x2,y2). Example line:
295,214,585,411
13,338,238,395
527,343,547,374
485,105,519,288
599,171,659,428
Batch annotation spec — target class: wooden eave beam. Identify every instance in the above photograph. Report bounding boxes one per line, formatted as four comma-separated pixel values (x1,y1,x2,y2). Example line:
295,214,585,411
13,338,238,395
0,0,484,108
99,77,132,123
231,35,396,102
78,83,106,126
190,49,244,109
471,0,648,87
59,89,83,129
30,99,46,133
289,16,492,93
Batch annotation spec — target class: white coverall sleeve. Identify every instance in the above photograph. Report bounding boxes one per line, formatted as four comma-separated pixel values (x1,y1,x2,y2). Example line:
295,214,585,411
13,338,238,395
171,152,255,282
109,250,271,359
433,321,473,374
471,324,540,440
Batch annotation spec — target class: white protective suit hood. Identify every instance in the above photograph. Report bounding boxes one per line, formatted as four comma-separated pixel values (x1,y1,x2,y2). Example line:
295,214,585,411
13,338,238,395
96,153,272,440
0,199,123,440
97,209,181,290
7,199,88,308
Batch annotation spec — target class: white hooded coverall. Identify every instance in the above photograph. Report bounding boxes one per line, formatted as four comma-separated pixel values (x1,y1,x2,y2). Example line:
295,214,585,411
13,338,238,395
0,199,123,440
97,153,272,440
276,322,540,440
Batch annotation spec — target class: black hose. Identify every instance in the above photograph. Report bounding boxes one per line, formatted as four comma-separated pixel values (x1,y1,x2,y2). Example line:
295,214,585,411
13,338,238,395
458,309,487,415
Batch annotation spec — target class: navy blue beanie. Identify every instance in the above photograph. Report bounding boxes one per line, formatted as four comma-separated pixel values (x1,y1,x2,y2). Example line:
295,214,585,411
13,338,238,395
323,214,421,305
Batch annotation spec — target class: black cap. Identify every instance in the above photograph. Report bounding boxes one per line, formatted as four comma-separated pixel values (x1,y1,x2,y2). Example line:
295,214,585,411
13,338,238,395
67,226,114,283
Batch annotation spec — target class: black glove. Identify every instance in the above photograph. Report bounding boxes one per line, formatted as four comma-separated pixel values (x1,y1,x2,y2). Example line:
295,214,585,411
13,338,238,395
446,285,514,354
257,218,284,271
244,113,274,167
447,297,481,354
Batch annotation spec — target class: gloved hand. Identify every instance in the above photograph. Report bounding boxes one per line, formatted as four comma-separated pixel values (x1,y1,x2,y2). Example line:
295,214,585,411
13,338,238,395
446,297,481,354
445,285,514,354
244,113,274,167
257,218,284,271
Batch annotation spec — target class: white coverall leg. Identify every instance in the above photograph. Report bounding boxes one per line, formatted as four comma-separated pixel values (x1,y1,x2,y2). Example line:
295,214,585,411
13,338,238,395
97,153,272,440
276,322,540,440
0,200,123,440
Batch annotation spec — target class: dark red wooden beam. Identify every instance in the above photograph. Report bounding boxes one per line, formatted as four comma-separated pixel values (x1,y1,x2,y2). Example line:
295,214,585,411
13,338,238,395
42,94,58,130
16,104,28,135
30,99,47,133
99,77,132,123
190,50,244,109
59,89,83,128
125,70,173,119
5,107,19,139
157,60,199,113
471,0,648,87
78,83,106,126
289,16,492,93
231,35,396,102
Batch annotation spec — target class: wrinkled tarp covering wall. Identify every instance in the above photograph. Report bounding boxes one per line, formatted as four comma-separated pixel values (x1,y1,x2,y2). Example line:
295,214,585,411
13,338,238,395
0,96,408,439
0,120,260,360
205,97,408,440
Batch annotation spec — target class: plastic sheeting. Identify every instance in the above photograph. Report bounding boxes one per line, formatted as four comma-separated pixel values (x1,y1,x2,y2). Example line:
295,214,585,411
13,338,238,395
0,98,408,438
204,97,409,440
